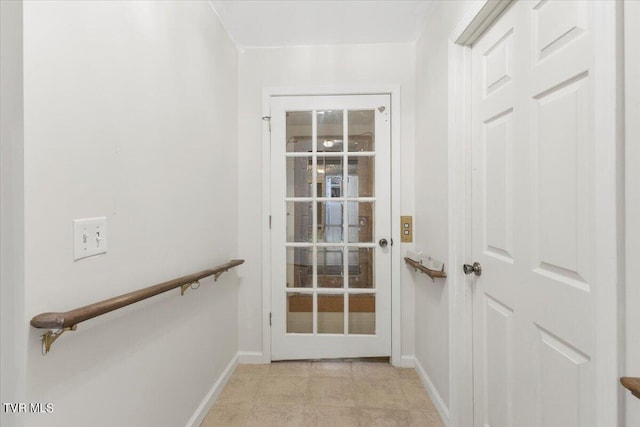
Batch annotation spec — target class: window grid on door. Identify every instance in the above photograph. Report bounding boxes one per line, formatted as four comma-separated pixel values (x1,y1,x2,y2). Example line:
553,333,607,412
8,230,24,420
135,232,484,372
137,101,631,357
285,108,377,336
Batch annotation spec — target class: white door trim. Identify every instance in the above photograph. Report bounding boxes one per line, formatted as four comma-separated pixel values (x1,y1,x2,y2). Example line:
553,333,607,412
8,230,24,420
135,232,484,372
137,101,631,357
261,86,403,365
447,1,622,426
447,4,505,424
591,3,623,425
624,1,640,424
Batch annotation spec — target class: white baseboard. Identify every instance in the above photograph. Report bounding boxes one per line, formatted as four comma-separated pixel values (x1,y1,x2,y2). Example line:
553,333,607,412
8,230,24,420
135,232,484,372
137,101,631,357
414,357,450,427
395,354,416,368
185,353,239,427
237,351,268,364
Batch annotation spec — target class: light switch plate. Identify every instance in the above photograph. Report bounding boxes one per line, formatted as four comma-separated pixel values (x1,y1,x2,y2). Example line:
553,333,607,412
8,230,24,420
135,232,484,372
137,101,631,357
401,215,413,243
73,217,107,260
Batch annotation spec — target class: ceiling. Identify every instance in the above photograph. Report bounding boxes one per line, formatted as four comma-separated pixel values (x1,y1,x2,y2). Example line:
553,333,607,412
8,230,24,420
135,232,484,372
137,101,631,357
210,1,435,48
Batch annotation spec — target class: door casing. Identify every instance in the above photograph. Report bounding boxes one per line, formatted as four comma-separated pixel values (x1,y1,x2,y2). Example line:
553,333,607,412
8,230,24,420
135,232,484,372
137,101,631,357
447,1,622,426
260,86,403,366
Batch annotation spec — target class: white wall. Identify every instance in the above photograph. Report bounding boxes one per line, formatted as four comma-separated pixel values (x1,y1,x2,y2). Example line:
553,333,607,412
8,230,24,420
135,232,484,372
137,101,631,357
414,0,476,413
625,1,640,424
1,2,26,427
237,43,417,362
17,2,239,426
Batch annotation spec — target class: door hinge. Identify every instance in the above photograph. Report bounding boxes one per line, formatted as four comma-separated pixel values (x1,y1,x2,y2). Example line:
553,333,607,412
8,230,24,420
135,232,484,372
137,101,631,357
269,312,272,326
269,215,272,229
262,116,271,132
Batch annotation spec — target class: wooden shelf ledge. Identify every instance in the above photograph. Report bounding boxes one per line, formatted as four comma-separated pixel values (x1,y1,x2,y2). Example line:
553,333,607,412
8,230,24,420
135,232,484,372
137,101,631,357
404,257,447,282
621,377,640,399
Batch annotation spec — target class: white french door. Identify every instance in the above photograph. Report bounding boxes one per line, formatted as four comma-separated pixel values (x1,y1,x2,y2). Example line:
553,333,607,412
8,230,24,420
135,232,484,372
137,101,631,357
270,94,391,360
470,1,614,426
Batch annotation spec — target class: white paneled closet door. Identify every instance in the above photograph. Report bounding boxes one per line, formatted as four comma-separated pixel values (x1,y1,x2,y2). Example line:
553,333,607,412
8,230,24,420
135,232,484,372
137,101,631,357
470,1,612,426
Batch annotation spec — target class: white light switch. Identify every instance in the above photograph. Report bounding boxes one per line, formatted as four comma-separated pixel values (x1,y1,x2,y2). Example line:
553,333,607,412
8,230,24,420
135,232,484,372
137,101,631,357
73,217,107,260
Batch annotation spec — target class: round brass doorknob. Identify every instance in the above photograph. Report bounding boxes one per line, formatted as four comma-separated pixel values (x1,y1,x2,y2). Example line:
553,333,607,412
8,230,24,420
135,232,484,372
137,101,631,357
379,238,388,248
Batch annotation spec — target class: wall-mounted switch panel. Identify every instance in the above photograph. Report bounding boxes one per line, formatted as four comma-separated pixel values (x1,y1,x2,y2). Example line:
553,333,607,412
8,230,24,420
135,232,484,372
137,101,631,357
401,215,413,243
73,217,107,261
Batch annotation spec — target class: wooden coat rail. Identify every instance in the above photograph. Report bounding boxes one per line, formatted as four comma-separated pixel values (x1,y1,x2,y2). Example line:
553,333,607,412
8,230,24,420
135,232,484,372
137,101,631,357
621,377,640,399
404,257,447,282
30,259,244,354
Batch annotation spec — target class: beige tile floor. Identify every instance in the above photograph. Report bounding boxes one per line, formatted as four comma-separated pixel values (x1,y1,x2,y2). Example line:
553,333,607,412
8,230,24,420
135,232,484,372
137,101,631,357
200,361,445,427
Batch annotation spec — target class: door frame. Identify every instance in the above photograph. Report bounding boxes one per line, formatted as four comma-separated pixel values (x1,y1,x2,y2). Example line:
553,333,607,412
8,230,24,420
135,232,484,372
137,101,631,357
261,86,403,365
447,1,622,426
625,1,640,424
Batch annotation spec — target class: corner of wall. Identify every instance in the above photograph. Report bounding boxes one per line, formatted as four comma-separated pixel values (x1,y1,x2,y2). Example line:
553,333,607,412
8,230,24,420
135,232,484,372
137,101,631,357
414,356,451,426
184,353,239,427
0,2,26,426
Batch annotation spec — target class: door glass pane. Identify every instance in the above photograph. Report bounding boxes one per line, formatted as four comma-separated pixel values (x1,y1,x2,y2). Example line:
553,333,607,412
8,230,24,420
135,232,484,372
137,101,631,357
348,202,374,243
318,201,343,243
347,157,374,197
286,157,312,197
318,294,344,334
317,247,344,288
287,247,313,288
286,111,312,152
318,157,343,197
348,110,374,152
349,294,375,334
281,100,385,347
287,293,313,333
286,201,313,242
318,110,343,152
348,248,374,289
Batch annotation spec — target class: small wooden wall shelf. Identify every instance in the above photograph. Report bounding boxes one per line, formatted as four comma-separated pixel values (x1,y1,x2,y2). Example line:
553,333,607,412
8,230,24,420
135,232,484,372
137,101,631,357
404,257,447,282
621,377,640,399
30,259,244,354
